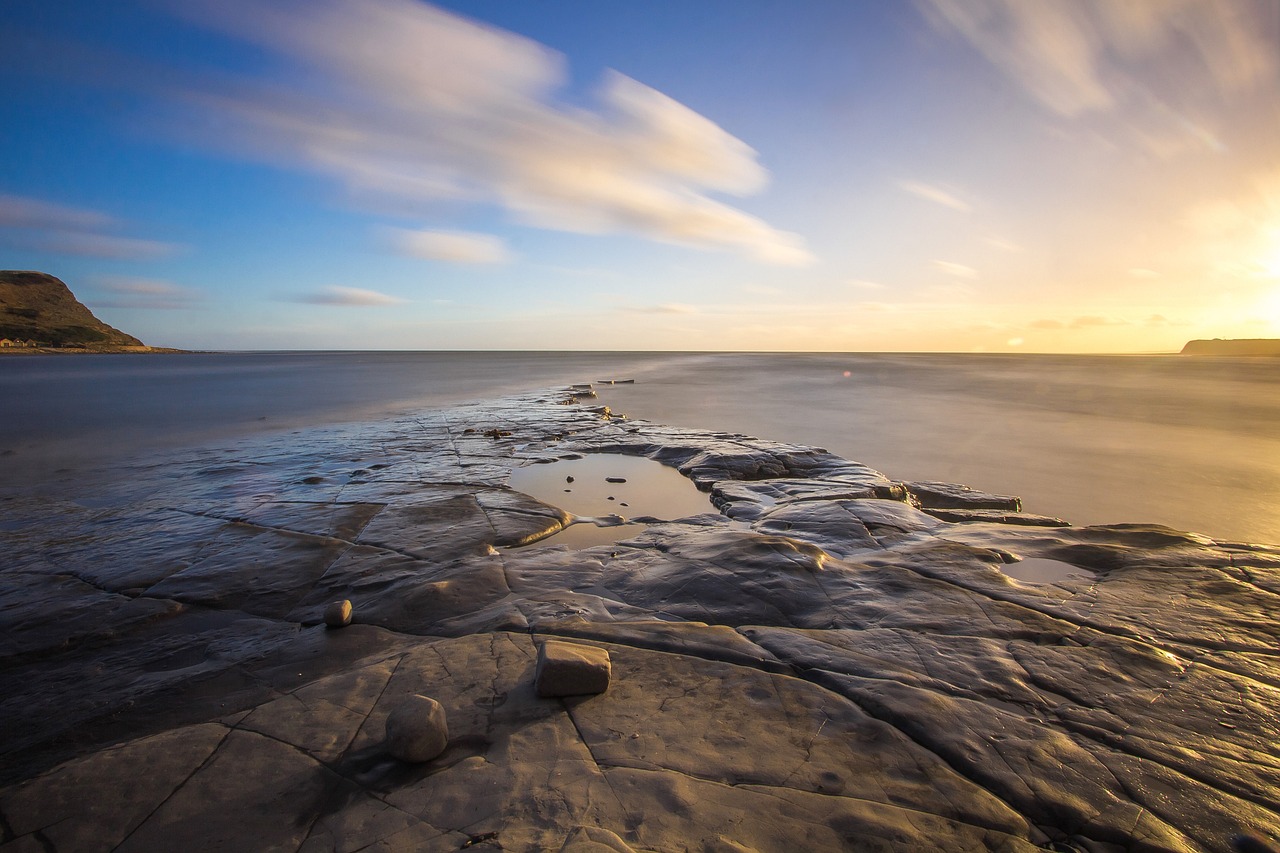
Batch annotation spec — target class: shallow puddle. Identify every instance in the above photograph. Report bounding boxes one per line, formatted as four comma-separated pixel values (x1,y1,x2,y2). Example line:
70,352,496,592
1001,557,1094,585
508,453,713,547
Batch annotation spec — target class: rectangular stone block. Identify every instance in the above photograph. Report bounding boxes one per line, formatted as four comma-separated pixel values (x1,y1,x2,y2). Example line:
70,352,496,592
536,640,611,698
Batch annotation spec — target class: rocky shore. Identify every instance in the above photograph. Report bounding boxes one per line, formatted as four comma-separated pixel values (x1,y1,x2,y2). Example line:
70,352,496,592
1,387,1278,851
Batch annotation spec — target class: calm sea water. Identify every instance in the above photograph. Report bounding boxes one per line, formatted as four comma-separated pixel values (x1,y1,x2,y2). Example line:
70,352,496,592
2,351,1276,544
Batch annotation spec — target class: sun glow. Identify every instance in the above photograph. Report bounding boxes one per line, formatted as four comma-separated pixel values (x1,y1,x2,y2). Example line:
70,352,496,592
1259,288,1280,333
1264,243,1280,279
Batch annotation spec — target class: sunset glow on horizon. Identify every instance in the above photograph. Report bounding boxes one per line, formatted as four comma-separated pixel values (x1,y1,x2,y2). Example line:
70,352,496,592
3,0,1279,352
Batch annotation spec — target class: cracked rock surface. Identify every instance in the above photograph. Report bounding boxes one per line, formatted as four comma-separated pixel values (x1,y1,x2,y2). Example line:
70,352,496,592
1,388,1278,852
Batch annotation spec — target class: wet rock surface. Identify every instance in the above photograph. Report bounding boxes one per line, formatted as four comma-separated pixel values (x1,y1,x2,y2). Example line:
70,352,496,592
1,388,1278,851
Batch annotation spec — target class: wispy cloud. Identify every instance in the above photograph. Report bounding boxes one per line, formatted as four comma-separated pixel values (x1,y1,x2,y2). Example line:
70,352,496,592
1030,315,1131,330
899,180,971,212
291,286,405,306
0,192,179,260
1127,267,1161,279
1069,315,1128,329
919,0,1277,156
92,276,204,309
156,0,812,266
933,260,978,279
984,236,1022,253
384,228,513,264
622,303,698,315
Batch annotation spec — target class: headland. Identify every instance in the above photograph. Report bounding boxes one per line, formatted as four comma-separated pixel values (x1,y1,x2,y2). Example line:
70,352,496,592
1181,338,1280,356
0,270,180,353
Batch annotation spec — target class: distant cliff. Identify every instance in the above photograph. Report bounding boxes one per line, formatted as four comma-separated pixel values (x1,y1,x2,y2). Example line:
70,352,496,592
1181,338,1280,356
0,271,146,349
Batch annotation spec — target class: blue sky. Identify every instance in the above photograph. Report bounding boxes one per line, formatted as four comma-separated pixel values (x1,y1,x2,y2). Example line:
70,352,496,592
3,0,1279,351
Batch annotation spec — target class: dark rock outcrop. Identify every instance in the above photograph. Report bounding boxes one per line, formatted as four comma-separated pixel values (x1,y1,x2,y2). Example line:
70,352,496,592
0,270,144,348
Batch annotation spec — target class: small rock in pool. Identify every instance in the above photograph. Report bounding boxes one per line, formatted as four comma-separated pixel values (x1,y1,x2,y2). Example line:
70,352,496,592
385,695,449,762
566,475,575,483
605,477,626,483
324,599,353,627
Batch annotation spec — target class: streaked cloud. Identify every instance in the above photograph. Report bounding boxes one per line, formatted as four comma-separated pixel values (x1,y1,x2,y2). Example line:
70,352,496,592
1128,267,1161,279
846,279,886,291
92,276,204,309
933,260,978,279
0,192,179,260
291,286,405,306
0,194,112,231
919,0,1277,157
899,180,971,212
159,0,812,266
985,236,1023,253
386,228,513,264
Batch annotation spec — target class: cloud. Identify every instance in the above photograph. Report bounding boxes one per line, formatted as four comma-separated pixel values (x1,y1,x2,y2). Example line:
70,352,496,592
0,194,112,231
0,192,180,260
918,0,1277,156
1127,267,1161,278
898,180,971,212
158,0,812,266
386,228,513,264
1069,315,1128,329
846,279,886,290
623,303,697,315
1030,314,1134,330
985,236,1023,252
933,260,978,279
92,276,204,309
291,286,405,306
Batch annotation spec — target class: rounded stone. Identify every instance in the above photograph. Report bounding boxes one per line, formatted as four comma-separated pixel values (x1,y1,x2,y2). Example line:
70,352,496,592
323,599,353,628
385,695,449,762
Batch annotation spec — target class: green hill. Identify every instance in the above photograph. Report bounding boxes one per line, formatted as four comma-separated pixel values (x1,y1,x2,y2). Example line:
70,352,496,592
0,271,145,348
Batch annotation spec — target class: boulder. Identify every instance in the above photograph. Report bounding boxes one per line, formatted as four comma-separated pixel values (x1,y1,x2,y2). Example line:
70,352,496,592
323,599,353,627
385,695,448,762
536,640,611,698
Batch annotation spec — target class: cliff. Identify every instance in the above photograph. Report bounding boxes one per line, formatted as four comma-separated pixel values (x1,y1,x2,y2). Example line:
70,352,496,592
0,270,145,348
1180,338,1280,356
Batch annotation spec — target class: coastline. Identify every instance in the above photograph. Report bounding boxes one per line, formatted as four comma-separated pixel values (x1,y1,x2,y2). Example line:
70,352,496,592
1,385,1277,850
0,346,191,355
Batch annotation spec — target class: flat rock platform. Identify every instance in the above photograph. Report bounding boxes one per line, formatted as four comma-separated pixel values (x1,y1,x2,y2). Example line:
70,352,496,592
2,388,1278,852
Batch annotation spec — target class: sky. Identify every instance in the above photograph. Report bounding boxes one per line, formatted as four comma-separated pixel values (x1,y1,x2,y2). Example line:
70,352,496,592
2,0,1279,352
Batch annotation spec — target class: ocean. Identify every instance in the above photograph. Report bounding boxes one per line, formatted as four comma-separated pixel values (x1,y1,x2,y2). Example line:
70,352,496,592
2,351,1276,544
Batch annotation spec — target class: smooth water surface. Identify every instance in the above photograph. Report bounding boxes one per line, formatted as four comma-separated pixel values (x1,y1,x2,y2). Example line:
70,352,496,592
594,353,1280,544
508,453,714,547
3,350,1277,545
0,351,677,482
999,558,1095,585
